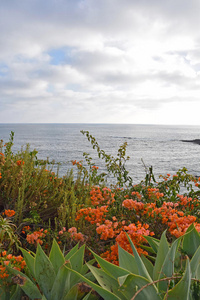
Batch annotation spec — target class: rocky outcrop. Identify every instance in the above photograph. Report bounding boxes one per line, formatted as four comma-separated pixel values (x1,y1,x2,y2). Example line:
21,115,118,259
181,139,200,145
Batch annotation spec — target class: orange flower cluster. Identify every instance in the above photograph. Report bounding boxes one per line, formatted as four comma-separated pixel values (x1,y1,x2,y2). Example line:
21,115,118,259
122,194,200,238
68,227,84,242
177,194,199,211
21,225,31,234
130,191,142,200
3,209,15,218
72,160,82,168
26,229,47,245
96,219,120,240
75,186,154,264
90,186,115,206
16,160,25,166
92,165,99,170
168,214,198,237
147,188,164,201
0,172,2,179
75,205,109,224
0,251,26,281
101,221,154,265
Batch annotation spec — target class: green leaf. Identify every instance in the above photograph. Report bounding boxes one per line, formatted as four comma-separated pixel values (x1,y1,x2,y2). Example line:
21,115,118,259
35,243,56,299
10,285,23,300
141,254,154,279
6,266,42,300
182,224,200,257
69,244,85,273
91,249,130,280
87,264,127,300
64,265,121,300
65,243,79,260
82,291,92,300
81,259,95,275
190,245,200,278
126,233,153,283
118,273,161,300
118,244,139,274
20,247,35,278
143,235,160,254
196,264,200,280
50,265,71,300
153,231,169,281
49,239,65,274
164,258,191,300
158,237,181,292
63,285,78,300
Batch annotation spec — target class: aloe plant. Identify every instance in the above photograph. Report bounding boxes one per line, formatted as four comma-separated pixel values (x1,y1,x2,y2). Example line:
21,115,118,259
6,226,200,299
6,240,98,300
69,225,200,299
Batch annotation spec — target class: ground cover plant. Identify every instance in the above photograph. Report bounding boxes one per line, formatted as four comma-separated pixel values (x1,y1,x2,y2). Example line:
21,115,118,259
0,131,200,299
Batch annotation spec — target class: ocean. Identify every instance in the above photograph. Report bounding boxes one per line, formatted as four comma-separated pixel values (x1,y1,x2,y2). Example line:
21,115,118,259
0,123,200,184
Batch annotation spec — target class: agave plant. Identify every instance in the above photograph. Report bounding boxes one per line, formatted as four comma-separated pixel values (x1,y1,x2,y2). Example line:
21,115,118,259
6,240,98,300
69,224,200,299
6,225,200,299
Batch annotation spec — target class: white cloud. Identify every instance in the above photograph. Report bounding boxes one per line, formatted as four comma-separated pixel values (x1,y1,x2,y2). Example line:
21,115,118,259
1,0,200,124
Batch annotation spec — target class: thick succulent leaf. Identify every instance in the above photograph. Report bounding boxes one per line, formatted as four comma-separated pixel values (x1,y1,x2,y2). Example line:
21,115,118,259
126,233,153,283
81,259,95,275
153,231,169,281
87,263,127,300
82,291,92,299
190,245,200,278
182,224,200,257
63,285,78,300
141,254,154,279
6,266,42,300
164,258,191,300
35,243,56,299
140,244,156,254
20,247,35,278
64,265,121,300
90,249,130,280
68,244,86,288
197,264,200,280
49,239,65,274
69,244,85,273
10,285,23,300
158,237,181,292
144,235,160,254
118,273,161,300
118,244,139,274
50,265,71,300
65,243,79,260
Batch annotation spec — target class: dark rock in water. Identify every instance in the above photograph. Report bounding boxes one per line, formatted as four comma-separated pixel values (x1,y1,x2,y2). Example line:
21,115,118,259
181,139,200,145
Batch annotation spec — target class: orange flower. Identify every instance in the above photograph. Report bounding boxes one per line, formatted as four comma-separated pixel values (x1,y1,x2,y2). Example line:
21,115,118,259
16,160,25,166
4,209,15,218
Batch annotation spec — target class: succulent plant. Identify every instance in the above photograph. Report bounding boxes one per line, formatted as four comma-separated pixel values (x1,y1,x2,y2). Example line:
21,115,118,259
6,240,97,300
6,224,200,299
70,224,200,299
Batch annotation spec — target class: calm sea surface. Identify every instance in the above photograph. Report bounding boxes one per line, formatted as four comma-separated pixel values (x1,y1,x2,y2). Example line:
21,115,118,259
0,123,200,183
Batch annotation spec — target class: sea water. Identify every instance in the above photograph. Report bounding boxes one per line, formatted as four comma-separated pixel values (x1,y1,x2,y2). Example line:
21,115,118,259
0,123,200,184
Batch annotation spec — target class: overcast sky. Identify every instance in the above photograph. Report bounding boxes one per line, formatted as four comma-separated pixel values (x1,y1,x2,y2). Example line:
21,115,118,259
1,0,200,125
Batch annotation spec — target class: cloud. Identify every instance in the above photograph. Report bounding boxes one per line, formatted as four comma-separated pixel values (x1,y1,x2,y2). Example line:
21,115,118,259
1,0,200,124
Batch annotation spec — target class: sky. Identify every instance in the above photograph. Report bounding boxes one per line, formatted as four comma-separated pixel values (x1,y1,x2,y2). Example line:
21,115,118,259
1,0,200,125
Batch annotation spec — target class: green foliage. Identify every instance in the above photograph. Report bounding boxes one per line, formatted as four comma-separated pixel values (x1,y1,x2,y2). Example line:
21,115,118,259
71,230,200,300
0,216,20,252
81,130,132,187
7,239,98,300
